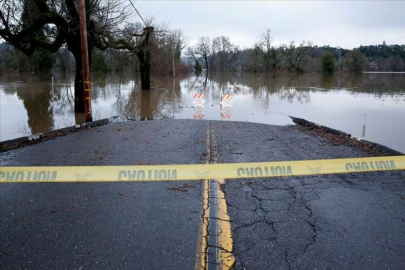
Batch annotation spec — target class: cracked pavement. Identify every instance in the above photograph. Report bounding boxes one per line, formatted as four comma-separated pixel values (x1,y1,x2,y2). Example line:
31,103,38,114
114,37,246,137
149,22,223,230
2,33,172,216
1,120,404,269
212,121,405,270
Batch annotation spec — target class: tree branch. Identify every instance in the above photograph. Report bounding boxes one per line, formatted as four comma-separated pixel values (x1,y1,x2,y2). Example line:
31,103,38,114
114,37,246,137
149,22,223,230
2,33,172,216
34,30,66,53
0,9,8,29
0,9,67,56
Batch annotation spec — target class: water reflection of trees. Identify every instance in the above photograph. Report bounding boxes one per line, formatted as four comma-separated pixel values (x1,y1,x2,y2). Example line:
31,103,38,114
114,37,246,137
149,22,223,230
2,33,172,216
277,87,311,104
339,73,405,102
53,86,74,114
192,72,405,105
186,72,313,106
115,76,183,121
320,74,334,89
1,71,404,137
0,74,54,135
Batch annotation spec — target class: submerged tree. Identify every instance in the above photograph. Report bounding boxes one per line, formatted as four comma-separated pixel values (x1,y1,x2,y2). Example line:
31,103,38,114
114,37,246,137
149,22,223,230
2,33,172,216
213,36,235,72
112,22,155,89
186,47,200,72
346,49,365,73
256,29,273,75
321,52,335,73
0,0,155,111
194,36,214,72
169,29,187,75
280,41,312,74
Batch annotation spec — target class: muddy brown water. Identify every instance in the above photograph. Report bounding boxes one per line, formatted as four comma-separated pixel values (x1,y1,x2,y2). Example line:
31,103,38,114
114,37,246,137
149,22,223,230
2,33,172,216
0,72,404,153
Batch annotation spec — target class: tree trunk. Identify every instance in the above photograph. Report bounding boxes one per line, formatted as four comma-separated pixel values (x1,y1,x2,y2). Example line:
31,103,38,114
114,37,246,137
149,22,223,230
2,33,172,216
73,50,85,113
140,90,153,120
137,50,151,90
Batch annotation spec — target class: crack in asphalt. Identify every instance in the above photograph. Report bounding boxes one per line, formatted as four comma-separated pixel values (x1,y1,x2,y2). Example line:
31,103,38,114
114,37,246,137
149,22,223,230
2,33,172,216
199,121,405,270
230,177,321,268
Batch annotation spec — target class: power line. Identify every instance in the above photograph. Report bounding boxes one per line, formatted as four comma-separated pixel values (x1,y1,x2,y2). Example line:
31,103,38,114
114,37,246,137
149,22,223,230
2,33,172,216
128,0,147,26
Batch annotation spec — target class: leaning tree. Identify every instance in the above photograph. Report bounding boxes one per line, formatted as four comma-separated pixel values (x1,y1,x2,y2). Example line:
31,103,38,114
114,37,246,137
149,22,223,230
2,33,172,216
0,0,154,112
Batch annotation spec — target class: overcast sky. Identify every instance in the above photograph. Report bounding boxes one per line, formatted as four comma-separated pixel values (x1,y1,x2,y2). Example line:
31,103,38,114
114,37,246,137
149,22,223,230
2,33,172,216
135,1,405,49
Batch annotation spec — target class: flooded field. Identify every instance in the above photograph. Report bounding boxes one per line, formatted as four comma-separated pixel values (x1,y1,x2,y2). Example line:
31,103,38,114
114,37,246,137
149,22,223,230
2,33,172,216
0,72,404,153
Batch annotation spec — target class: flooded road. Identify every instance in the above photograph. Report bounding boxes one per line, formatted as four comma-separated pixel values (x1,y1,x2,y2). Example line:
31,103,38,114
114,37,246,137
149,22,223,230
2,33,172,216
0,72,404,153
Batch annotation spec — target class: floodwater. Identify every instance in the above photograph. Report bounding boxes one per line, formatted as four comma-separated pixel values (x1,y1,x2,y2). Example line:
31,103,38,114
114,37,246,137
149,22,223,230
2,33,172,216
0,72,404,153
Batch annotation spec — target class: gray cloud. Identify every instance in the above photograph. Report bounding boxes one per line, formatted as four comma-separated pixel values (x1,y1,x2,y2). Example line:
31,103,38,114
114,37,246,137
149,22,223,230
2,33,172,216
136,1,405,49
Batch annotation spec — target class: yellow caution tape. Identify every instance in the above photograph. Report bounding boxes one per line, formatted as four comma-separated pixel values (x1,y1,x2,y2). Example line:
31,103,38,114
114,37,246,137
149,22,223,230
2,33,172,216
0,156,404,183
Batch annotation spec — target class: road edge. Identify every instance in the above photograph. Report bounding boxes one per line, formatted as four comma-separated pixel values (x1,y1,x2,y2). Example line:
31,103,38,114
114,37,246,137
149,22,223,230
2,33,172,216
0,116,118,152
290,116,403,156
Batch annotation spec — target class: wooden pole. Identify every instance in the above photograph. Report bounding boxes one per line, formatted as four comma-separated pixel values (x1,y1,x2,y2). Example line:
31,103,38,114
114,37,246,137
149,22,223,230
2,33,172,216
78,0,92,122
173,39,176,78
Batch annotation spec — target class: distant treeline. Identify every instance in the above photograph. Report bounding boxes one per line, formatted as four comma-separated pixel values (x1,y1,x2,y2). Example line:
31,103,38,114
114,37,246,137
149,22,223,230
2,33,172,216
186,31,405,74
1,30,404,74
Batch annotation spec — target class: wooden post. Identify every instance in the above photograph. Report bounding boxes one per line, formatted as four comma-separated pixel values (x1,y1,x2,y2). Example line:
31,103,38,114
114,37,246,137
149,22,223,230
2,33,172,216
78,0,93,122
173,39,176,78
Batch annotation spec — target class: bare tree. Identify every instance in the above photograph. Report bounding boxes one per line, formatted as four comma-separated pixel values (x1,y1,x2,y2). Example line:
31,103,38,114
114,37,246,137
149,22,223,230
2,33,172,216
248,47,264,72
213,36,234,71
210,38,219,70
257,29,272,75
280,41,312,73
171,29,187,61
186,47,201,71
114,18,191,82
106,48,135,73
0,0,133,112
237,48,249,73
194,36,213,72
170,29,187,76
0,1,163,103
113,21,155,89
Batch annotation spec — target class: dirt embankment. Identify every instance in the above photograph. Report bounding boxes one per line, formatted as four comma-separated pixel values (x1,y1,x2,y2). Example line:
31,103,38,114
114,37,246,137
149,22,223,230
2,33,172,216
290,116,403,156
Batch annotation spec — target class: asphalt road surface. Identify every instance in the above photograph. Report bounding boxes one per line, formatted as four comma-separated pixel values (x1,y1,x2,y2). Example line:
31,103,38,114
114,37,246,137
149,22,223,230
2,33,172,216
1,120,404,269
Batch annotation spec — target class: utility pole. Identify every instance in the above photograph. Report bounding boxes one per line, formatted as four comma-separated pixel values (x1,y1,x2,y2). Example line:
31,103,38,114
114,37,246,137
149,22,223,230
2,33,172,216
79,0,93,122
338,48,342,73
172,37,176,78
337,47,342,89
